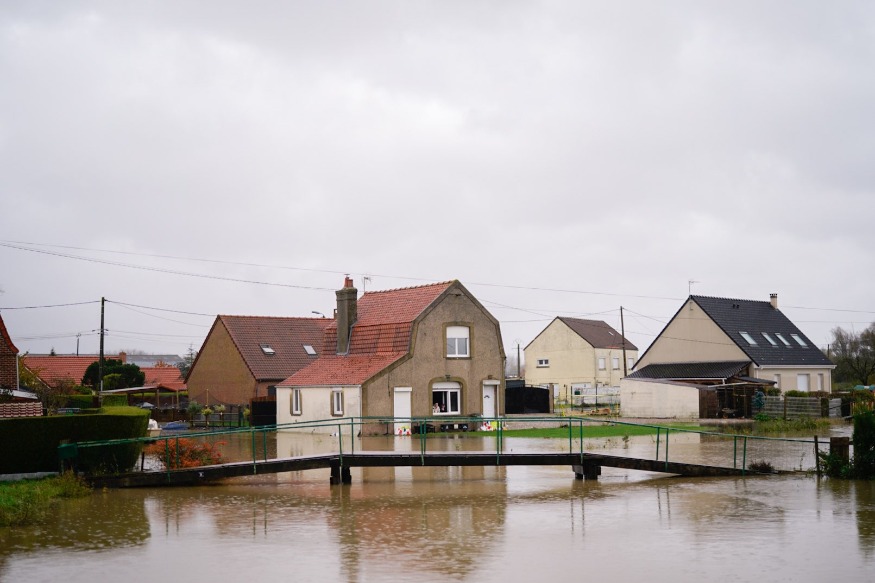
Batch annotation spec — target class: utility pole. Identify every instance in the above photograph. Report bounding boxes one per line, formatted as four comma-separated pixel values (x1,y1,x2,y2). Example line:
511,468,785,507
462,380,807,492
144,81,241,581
620,306,628,377
98,297,105,405
517,342,521,378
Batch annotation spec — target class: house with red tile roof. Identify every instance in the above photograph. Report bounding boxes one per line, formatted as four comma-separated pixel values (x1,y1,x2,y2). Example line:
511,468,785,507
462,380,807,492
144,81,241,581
276,278,505,434
185,315,332,405
0,314,20,392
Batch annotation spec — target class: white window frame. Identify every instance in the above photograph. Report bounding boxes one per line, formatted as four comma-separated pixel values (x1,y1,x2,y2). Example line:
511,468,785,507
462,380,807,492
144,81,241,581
612,357,620,370
627,357,635,371
797,373,810,392
537,358,549,368
790,334,808,347
432,382,461,415
774,373,781,389
291,388,302,416
597,357,606,371
331,389,344,416
446,326,470,358
818,373,825,391
761,332,778,346
739,331,758,346
775,333,791,346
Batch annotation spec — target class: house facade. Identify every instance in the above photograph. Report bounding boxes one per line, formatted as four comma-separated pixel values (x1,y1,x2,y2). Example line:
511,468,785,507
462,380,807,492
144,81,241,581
186,316,331,406
632,294,835,393
0,314,19,392
524,317,638,394
276,279,505,434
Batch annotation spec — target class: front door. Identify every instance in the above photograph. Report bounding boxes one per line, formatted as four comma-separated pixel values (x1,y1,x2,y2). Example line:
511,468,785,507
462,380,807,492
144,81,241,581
393,387,412,435
482,384,496,418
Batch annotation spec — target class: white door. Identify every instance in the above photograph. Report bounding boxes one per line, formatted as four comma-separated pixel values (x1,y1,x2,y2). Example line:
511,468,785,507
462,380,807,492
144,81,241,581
393,388,412,435
482,384,496,418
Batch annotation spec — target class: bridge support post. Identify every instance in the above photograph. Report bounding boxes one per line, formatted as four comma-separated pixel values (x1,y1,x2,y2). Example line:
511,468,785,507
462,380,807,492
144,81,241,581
330,462,352,485
572,462,601,480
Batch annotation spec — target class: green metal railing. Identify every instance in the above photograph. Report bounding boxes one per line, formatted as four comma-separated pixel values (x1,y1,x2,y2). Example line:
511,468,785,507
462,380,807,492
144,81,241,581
65,415,831,478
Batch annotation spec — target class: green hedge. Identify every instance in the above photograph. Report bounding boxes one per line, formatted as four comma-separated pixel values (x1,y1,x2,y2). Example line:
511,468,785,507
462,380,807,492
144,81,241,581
0,407,149,474
62,394,128,408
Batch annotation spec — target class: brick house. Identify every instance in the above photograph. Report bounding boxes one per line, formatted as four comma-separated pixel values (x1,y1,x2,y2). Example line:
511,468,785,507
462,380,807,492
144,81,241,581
276,278,506,434
0,314,19,392
186,315,332,405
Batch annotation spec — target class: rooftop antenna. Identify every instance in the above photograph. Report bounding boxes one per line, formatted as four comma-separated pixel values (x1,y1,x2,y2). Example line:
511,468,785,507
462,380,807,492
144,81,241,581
362,276,372,293
688,280,700,296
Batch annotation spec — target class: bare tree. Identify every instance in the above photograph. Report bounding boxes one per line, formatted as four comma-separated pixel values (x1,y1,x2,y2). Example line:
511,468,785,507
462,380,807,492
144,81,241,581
830,324,875,386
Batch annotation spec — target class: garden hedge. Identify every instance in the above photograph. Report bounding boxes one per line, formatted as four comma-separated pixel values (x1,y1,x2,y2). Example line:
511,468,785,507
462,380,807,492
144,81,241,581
0,407,149,474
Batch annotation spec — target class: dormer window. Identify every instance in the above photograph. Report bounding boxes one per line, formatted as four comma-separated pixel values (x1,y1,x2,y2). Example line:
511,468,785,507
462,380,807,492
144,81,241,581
303,344,317,356
739,331,757,346
790,334,808,347
260,344,276,355
774,333,792,347
761,332,778,346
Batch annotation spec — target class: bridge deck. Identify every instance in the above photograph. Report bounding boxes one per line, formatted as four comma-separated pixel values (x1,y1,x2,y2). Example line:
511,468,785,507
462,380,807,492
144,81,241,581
88,450,752,488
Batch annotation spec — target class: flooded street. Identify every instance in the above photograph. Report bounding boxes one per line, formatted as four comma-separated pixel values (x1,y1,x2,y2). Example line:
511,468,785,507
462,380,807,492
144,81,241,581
2,433,874,582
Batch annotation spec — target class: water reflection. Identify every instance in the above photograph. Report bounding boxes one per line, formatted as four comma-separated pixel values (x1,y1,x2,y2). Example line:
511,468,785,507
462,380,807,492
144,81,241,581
2,433,875,582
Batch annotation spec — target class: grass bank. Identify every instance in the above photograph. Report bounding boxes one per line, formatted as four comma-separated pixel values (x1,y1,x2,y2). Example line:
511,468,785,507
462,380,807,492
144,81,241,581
0,472,91,527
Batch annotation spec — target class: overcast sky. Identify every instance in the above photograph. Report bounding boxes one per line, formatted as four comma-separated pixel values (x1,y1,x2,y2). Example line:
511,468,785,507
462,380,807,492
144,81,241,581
1,1,873,364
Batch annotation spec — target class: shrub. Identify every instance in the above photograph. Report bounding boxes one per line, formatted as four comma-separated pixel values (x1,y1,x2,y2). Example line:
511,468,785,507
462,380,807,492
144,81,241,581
0,406,149,474
748,460,775,473
145,438,224,469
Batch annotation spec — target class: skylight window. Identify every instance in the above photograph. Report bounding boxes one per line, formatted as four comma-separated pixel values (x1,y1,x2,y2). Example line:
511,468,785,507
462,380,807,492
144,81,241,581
260,344,276,355
739,331,758,346
774,333,792,347
761,332,778,346
303,344,317,356
790,334,808,347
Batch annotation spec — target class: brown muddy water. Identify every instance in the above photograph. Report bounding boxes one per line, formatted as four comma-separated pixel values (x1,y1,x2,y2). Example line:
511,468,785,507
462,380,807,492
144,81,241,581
1,432,874,583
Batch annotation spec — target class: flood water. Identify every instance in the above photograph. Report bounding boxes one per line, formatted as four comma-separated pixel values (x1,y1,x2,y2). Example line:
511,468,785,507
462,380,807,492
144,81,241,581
2,432,874,582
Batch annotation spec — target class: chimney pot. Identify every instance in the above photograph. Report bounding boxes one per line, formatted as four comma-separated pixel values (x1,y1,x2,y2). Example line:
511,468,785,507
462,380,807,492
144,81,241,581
770,293,778,309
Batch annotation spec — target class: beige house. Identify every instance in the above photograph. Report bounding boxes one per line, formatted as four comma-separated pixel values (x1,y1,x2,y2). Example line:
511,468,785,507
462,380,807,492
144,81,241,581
630,294,835,394
186,316,331,405
276,278,505,434
524,317,638,397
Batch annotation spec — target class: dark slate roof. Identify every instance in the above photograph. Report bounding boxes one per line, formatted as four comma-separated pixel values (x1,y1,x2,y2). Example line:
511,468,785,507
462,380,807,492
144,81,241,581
690,295,833,367
557,317,638,350
628,361,751,380
219,316,332,382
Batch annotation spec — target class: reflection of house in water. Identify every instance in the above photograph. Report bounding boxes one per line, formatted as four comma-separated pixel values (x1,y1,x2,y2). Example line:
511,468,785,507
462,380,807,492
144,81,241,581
328,477,508,582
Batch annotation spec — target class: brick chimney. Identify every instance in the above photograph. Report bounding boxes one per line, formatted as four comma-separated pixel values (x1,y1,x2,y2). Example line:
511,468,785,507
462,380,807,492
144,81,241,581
770,293,778,310
335,277,358,354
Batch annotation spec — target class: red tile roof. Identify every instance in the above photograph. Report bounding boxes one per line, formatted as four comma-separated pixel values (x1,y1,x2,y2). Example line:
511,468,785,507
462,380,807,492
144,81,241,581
21,354,127,388
218,315,333,381
141,366,186,391
283,281,454,386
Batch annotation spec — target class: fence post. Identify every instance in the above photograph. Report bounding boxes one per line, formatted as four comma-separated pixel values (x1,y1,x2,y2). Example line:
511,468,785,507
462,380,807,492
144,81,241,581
783,397,788,421
742,436,748,476
655,427,660,461
814,435,821,477
733,435,738,469
664,429,669,472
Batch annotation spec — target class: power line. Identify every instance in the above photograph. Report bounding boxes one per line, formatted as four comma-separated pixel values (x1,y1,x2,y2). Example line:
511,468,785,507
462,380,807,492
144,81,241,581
0,300,100,310
0,241,334,292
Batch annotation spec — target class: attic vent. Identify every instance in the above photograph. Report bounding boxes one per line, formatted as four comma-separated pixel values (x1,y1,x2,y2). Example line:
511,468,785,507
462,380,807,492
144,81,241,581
260,344,276,355
303,344,317,356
